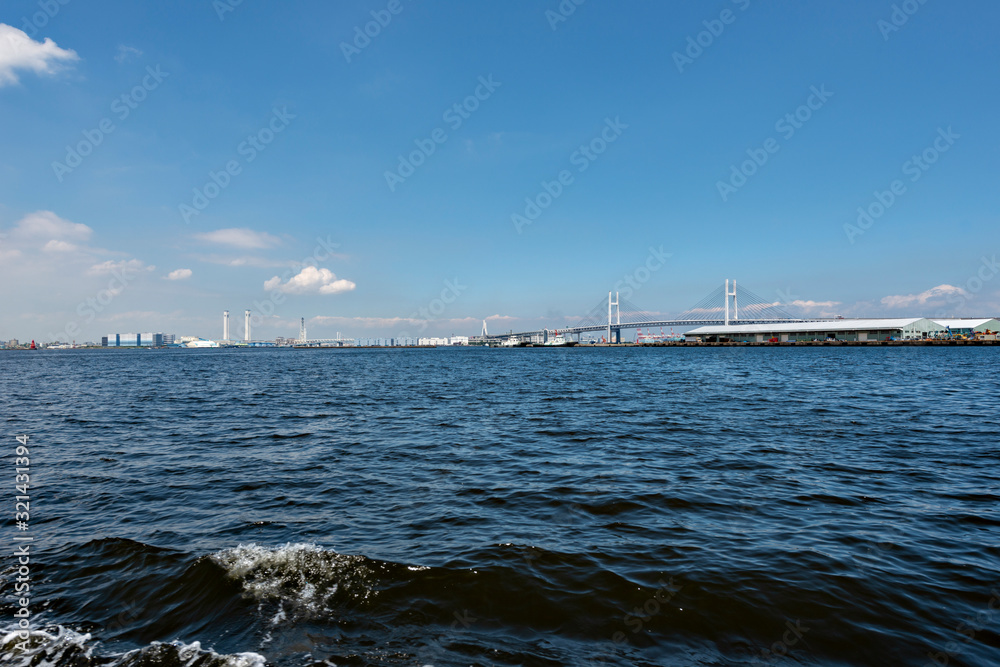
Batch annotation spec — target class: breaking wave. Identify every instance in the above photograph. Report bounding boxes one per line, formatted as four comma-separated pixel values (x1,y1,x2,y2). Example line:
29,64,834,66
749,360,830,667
1,627,266,667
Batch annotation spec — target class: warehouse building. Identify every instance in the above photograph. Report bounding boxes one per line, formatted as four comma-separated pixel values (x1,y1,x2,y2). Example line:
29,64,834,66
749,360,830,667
927,318,1000,336
685,318,941,343
102,333,165,347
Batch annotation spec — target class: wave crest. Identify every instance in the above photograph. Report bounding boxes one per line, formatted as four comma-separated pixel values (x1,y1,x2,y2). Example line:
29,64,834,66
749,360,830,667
1,627,266,667
210,543,379,624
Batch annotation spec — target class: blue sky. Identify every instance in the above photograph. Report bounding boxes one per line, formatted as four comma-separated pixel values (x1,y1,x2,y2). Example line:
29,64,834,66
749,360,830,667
1,0,998,342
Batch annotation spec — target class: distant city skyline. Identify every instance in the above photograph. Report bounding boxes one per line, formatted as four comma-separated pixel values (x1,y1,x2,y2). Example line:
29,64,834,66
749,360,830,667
1,2,999,342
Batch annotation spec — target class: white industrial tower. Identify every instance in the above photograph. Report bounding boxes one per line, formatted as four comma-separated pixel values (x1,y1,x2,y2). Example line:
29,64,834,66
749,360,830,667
299,317,307,342
223,310,230,341
244,309,251,342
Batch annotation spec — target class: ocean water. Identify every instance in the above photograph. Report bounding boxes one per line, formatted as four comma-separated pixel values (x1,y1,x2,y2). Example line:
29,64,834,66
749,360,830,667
1,346,998,666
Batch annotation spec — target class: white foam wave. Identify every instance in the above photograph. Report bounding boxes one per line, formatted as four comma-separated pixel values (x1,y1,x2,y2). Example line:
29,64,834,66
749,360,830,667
1,626,93,667
1,627,266,667
210,542,377,624
115,640,267,667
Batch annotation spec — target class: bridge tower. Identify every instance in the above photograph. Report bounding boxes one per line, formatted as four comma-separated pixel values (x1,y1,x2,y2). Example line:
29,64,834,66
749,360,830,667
299,317,307,342
725,279,738,325
608,291,620,343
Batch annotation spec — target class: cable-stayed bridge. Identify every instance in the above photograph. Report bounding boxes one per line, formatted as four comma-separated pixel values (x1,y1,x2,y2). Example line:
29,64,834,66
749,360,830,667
480,280,816,344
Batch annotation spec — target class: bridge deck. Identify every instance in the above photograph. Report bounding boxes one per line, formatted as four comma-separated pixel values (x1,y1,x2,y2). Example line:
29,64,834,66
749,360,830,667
492,319,821,340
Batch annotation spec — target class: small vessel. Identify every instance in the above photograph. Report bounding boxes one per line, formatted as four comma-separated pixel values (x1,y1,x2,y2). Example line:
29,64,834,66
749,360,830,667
500,336,523,347
543,330,577,347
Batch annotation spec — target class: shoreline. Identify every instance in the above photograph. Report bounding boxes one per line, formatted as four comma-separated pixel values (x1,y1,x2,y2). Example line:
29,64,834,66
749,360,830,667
4,340,998,351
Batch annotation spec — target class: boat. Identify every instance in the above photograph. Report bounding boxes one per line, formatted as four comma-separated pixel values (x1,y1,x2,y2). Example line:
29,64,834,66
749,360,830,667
500,336,523,347
543,330,577,347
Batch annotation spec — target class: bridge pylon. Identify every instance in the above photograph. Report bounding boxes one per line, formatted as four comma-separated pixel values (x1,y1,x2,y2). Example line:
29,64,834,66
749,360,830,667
608,291,620,343
725,279,738,325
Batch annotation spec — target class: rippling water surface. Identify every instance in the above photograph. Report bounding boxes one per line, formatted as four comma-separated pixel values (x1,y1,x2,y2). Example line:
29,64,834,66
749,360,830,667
2,347,998,666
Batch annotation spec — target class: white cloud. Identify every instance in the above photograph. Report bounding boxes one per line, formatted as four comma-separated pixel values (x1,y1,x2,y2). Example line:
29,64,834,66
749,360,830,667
881,284,968,309
197,254,293,268
309,315,413,328
87,259,154,276
194,228,281,249
787,300,841,309
264,266,356,295
114,44,142,63
42,239,80,253
166,268,192,280
0,24,78,87
12,210,92,242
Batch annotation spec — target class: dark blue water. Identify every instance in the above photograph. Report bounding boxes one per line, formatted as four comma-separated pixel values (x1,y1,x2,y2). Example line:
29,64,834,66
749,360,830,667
2,347,999,666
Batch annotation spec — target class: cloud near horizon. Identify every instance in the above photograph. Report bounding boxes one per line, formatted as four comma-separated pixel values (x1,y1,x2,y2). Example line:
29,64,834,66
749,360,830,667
264,266,355,295
0,24,78,86
87,259,154,276
194,227,282,249
166,268,192,280
12,210,92,242
786,300,841,309
881,284,968,309
114,44,142,63
1,211,105,260
304,314,512,330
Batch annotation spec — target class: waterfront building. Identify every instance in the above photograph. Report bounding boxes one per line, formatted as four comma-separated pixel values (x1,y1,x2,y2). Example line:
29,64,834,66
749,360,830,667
418,337,450,346
102,333,165,347
685,318,940,343
928,318,1000,336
